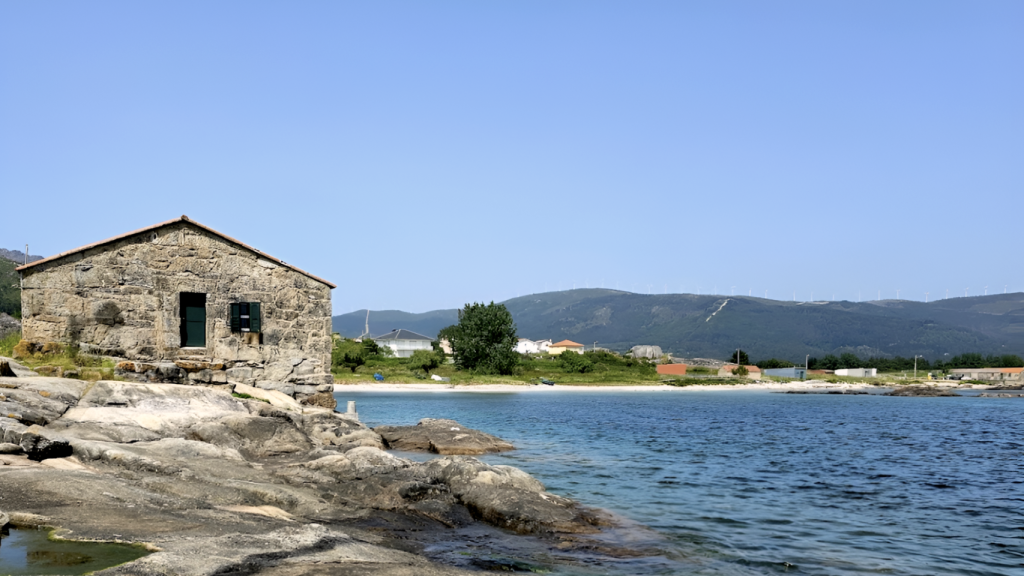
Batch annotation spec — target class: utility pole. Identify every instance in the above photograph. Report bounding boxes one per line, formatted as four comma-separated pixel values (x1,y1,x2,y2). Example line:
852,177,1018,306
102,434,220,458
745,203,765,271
914,355,922,378
805,354,809,371
24,244,29,266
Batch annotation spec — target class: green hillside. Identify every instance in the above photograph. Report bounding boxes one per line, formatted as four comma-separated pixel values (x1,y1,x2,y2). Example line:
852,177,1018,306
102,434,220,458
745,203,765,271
333,290,1024,363
332,308,458,340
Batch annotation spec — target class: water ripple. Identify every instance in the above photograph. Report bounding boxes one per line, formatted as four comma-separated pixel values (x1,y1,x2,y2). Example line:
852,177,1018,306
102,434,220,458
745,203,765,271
339,390,1024,576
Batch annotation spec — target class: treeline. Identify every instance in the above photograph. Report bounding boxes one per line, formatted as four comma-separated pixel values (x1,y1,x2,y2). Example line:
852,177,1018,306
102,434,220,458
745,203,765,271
0,258,19,317
755,352,1024,372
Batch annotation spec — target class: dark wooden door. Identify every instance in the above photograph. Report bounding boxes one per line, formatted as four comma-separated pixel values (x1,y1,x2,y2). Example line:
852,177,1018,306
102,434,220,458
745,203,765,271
180,293,207,348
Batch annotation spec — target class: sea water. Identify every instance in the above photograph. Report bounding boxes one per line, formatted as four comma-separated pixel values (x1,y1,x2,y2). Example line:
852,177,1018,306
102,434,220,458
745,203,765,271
0,526,150,575
336,389,1024,576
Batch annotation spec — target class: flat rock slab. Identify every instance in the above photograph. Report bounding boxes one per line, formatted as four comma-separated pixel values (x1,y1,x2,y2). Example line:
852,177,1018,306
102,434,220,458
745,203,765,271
375,419,514,455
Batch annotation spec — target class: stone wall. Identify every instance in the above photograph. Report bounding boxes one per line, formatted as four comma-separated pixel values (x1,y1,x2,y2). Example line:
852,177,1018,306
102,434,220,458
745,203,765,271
19,221,333,398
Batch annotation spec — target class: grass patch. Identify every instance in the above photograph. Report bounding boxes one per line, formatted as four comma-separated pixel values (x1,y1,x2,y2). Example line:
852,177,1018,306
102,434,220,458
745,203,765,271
663,377,748,387
332,353,664,385
1,333,119,381
232,392,270,403
685,366,717,375
0,330,19,357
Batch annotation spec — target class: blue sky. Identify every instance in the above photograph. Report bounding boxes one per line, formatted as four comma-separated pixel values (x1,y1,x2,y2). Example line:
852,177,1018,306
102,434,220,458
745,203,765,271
2,1,1021,313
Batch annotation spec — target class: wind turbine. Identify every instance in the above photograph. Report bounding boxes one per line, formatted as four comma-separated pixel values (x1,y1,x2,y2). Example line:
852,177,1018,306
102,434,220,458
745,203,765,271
965,287,969,297
925,292,929,303
984,286,988,295
731,286,736,296
896,289,900,300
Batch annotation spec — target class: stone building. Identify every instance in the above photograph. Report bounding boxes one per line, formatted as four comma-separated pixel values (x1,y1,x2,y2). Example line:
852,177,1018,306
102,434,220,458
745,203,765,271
16,216,336,399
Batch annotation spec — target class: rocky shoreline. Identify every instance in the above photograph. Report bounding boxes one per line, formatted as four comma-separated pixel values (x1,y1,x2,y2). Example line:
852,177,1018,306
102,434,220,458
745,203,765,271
0,370,631,575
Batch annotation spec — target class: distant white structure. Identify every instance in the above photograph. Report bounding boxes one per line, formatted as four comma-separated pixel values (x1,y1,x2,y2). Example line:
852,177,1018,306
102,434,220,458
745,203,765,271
372,329,434,358
834,368,878,377
515,338,552,354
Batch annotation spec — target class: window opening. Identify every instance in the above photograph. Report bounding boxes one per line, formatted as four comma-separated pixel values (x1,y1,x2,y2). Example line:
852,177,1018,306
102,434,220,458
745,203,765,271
230,302,262,334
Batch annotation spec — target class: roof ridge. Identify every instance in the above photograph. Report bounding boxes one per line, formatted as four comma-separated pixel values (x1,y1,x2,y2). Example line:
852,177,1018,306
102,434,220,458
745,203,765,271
16,215,336,289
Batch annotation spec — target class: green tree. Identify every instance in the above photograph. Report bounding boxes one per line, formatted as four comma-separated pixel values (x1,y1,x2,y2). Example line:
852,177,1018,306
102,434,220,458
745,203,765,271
361,338,393,358
0,258,20,317
818,355,840,370
331,338,367,372
409,349,443,374
838,353,861,369
732,365,750,376
756,358,795,369
997,354,1024,368
728,350,750,365
439,302,519,375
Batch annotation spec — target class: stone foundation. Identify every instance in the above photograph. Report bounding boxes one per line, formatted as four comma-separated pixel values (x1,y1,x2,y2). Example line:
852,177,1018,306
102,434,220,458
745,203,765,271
113,356,334,402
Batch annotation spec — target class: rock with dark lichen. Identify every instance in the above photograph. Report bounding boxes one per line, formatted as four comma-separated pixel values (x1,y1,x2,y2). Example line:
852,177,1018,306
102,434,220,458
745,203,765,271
374,418,515,455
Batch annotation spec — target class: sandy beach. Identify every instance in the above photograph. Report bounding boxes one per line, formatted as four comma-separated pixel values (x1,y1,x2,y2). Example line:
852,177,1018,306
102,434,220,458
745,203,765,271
333,379,900,393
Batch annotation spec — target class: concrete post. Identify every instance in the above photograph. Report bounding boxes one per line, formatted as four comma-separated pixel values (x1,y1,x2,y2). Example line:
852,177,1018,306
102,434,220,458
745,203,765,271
347,401,356,414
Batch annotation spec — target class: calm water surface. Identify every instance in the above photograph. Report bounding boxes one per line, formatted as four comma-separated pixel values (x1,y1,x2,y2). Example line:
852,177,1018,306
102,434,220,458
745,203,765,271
336,389,1024,575
0,527,150,575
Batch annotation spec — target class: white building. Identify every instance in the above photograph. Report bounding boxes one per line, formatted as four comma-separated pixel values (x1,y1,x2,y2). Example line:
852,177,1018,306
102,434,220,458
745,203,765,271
834,368,878,377
515,338,552,354
372,329,434,358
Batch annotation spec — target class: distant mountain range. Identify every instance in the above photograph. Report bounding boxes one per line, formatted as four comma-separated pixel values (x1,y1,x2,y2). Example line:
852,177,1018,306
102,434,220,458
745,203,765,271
333,289,1024,362
0,248,43,265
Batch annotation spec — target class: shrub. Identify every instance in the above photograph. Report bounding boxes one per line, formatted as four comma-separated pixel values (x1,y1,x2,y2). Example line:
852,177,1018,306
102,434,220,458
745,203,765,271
559,352,593,373
732,365,749,376
409,349,443,374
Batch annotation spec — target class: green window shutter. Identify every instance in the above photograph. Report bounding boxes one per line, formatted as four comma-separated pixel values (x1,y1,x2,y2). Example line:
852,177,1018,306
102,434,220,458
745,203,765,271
230,303,240,332
250,302,261,333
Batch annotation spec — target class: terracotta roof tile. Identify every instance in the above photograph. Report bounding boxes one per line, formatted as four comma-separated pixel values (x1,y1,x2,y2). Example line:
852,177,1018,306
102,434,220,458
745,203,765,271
551,340,584,348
